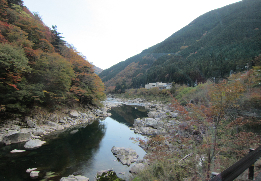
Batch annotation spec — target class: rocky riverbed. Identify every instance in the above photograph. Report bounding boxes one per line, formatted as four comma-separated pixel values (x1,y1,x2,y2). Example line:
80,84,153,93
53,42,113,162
0,107,111,147
0,97,193,180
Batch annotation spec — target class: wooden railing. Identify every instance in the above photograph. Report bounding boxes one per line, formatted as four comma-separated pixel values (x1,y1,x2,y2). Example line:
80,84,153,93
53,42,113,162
211,145,261,181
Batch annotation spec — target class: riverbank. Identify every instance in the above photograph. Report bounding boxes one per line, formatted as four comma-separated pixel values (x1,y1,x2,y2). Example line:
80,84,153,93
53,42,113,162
0,107,111,146
0,97,181,180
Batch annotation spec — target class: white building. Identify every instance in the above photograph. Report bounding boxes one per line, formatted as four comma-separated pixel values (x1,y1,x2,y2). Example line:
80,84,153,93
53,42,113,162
145,82,172,89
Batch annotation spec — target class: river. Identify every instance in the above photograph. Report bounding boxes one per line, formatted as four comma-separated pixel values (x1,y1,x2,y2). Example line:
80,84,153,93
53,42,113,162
0,105,148,181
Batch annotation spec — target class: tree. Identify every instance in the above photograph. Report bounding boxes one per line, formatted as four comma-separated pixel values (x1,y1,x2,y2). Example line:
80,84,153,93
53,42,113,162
51,25,65,53
28,51,74,105
0,0,8,22
6,24,33,48
115,80,126,93
60,44,105,106
6,0,23,6
0,43,31,112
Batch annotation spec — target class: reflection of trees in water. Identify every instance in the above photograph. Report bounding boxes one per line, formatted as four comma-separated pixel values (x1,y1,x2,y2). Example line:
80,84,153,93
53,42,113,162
0,121,106,181
109,105,148,126
50,121,106,177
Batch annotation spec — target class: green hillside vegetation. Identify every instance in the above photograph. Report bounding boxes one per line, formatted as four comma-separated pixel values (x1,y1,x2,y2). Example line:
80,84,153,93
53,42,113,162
99,0,261,91
128,61,261,180
0,0,105,118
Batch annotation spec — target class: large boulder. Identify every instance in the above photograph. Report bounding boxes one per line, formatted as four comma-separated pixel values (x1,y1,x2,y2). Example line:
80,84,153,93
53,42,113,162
69,110,79,118
60,175,89,181
24,139,46,149
30,171,40,178
111,146,138,166
3,133,31,145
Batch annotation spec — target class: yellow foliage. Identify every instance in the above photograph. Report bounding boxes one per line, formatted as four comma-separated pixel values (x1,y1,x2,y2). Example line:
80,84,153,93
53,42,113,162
180,45,188,50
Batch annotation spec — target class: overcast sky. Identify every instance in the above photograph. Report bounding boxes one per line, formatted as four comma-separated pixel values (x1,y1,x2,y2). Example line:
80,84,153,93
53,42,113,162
23,0,241,70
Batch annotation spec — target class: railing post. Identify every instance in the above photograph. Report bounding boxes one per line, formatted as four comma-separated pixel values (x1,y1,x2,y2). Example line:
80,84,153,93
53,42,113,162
249,148,255,180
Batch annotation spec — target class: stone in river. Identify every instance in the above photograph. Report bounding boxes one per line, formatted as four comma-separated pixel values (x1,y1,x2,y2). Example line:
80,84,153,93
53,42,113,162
30,171,40,178
111,146,138,166
10,149,26,153
24,139,46,149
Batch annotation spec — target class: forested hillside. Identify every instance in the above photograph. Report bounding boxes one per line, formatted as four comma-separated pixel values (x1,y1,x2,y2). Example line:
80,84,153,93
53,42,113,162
0,0,105,117
99,0,261,91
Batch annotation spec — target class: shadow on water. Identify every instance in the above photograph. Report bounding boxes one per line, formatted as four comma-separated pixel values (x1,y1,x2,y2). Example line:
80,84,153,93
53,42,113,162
0,121,106,181
109,104,148,126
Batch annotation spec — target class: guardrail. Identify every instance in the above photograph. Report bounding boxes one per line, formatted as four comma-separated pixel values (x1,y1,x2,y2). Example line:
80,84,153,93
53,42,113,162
211,145,261,181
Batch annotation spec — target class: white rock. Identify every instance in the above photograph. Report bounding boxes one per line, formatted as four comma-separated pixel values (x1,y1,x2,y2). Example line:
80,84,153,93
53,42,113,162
26,168,37,173
24,139,46,149
30,171,39,178
70,129,79,134
69,110,79,118
10,149,26,153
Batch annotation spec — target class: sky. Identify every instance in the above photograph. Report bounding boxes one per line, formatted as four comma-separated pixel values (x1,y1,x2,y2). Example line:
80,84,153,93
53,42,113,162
22,0,242,70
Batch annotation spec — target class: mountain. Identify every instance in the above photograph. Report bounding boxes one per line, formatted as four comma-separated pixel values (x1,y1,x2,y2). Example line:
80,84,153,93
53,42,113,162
0,0,105,115
99,0,261,90
93,65,103,74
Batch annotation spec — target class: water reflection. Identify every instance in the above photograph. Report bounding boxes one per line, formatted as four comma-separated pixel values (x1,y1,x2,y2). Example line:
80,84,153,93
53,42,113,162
109,104,148,126
0,105,147,181
0,121,106,181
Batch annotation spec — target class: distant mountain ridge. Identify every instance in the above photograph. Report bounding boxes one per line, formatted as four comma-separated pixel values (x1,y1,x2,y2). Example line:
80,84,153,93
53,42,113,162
93,65,103,74
99,0,261,89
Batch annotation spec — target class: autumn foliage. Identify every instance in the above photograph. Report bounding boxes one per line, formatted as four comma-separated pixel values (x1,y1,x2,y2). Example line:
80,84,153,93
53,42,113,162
0,0,105,115
133,64,261,180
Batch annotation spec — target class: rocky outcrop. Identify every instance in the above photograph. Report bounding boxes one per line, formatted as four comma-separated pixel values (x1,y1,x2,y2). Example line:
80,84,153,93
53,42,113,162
133,117,179,135
24,139,46,149
111,146,139,166
95,108,112,117
2,132,31,145
0,108,111,145
60,175,89,181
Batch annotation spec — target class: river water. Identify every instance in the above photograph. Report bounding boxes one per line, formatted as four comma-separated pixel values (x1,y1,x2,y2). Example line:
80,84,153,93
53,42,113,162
0,105,148,181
